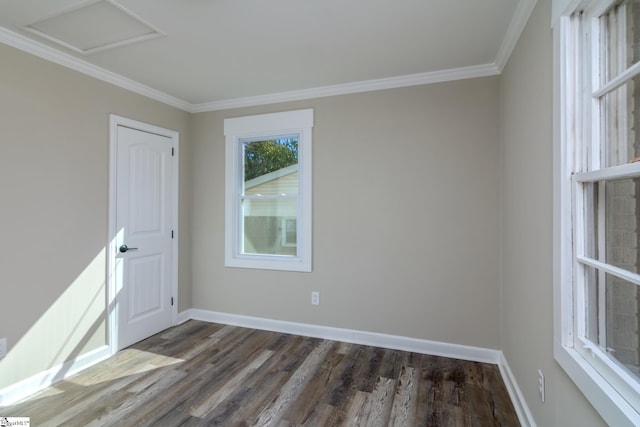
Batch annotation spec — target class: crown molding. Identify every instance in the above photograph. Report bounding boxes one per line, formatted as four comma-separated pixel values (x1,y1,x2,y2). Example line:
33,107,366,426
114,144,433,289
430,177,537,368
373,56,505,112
495,0,538,72
0,26,191,112
191,63,500,113
2,0,535,115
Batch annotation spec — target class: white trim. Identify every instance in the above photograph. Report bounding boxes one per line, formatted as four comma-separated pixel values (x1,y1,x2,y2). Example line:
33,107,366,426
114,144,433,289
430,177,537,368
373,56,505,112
495,0,539,71
192,64,500,112
0,27,190,112
592,60,640,98
1,19,524,113
180,308,501,365
181,308,534,423
224,109,313,272
574,161,640,182
553,0,583,27
587,0,620,18
0,0,537,115
177,310,191,325
107,115,179,354
0,345,110,406
0,25,502,114
224,109,314,134
577,256,640,286
553,10,640,425
555,345,640,426
498,353,537,427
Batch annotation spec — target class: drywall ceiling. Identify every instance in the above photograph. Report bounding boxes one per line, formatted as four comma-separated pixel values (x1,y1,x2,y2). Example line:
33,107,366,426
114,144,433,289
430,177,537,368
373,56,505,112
0,0,534,111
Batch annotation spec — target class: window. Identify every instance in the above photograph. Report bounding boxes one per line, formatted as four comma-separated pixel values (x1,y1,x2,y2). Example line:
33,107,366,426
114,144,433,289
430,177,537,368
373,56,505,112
555,0,640,423
224,109,313,272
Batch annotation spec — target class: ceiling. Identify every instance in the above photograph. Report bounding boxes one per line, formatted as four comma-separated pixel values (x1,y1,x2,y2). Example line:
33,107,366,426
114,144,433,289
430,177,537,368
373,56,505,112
0,0,535,112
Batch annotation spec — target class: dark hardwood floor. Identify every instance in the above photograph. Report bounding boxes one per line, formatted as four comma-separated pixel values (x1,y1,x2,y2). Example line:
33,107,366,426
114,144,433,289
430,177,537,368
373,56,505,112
1,320,520,426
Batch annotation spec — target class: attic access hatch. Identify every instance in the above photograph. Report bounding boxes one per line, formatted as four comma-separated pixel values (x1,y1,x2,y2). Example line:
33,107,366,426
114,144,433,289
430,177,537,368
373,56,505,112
24,0,164,55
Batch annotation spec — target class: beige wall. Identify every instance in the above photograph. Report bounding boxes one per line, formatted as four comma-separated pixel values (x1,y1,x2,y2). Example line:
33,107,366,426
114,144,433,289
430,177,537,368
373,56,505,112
191,78,502,349
0,43,192,389
499,0,606,425
1,2,614,423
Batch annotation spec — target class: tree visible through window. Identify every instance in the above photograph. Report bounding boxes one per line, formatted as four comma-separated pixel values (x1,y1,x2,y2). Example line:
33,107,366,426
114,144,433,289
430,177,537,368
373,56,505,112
242,137,299,256
244,138,298,181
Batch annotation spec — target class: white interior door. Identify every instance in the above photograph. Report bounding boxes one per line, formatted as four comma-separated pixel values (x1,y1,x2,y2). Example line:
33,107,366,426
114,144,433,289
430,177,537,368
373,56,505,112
113,123,175,350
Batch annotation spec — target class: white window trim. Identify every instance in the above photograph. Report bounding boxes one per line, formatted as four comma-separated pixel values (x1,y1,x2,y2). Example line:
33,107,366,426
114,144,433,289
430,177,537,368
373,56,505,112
224,109,313,272
553,3,640,424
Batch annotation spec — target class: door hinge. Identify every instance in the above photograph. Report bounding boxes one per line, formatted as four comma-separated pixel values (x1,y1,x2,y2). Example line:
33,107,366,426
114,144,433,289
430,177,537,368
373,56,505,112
171,297,174,306
171,230,174,239
171,147,175,156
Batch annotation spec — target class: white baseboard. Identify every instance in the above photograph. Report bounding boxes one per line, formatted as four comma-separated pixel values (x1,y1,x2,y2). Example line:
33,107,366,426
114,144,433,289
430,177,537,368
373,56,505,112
498,352,537,427
177,309,191,325
183,310,538,424
181,308,502,364
0,345,111,407
2,311,534,426
183,309,538,420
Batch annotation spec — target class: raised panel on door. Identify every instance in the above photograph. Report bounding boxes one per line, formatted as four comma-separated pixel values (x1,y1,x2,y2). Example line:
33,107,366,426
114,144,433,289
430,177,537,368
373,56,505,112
127,254,163,322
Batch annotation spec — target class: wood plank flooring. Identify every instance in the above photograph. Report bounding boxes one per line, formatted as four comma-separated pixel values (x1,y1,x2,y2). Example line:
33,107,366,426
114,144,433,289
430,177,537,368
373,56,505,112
1,321,519,426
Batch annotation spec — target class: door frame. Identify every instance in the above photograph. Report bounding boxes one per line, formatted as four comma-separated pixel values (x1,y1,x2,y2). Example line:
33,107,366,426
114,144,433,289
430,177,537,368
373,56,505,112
107,114,179,354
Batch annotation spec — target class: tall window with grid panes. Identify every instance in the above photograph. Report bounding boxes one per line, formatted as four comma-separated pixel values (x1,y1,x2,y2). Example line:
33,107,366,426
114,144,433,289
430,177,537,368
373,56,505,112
557,0,640,423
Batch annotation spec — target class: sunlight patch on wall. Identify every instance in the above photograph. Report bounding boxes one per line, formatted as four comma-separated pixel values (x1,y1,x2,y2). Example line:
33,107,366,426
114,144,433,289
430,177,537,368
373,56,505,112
0,248,107,389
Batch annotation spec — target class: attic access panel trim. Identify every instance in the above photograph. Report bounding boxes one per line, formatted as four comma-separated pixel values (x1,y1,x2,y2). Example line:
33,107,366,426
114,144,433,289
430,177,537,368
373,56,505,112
24,0,164,55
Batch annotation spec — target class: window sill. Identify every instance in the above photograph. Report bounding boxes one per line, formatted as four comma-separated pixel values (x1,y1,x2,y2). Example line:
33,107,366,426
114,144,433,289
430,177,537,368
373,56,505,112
554,343,640,426
225,254,311,272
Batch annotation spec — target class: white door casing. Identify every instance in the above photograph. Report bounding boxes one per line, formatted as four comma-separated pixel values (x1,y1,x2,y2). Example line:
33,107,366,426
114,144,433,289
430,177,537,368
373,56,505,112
108,115,178,352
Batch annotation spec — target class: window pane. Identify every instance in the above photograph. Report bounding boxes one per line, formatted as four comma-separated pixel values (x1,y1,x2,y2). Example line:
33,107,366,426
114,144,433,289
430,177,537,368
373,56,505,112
601,78,640,167
606,178,640,273
584,178,640,272
584,182,601,260
242,198,297,256
602,0,640,82
584,267,640,379
243,138,299,195
606,273,640,378
584,265,601,344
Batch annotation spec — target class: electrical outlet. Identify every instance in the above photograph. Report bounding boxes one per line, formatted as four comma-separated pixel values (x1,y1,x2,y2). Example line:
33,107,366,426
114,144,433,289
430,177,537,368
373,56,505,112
538,369,545,403
311,291,320,305
0,337,7,359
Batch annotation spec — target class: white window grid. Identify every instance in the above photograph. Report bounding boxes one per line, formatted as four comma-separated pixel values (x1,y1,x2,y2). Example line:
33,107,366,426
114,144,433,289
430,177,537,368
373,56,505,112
565,0,640,417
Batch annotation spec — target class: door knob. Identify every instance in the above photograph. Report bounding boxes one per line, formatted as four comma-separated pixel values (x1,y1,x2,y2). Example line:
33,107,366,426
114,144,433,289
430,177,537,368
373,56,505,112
119,244,138,253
